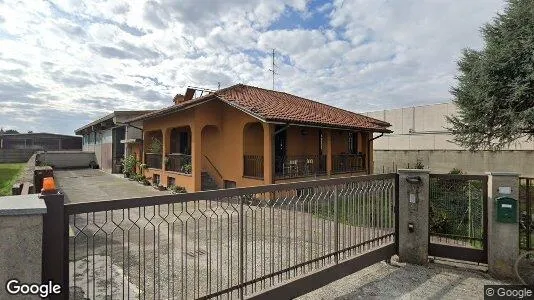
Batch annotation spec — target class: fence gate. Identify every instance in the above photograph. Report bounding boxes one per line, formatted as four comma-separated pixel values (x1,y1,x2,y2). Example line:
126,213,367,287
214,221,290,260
428,174,488,263
519,177,534,251
53,173,398,300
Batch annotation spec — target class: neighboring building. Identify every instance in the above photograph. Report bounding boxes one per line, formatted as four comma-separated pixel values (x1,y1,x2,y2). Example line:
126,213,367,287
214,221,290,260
365,102,534,175
0,132,81,150
365,102,534,151
127,84,391,192
75,111,153,173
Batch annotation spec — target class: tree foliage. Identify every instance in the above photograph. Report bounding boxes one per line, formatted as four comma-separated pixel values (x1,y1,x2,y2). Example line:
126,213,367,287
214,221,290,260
447,0,534,150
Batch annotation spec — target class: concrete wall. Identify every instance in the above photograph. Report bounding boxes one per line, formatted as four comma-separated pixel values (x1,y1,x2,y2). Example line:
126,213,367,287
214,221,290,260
0,149,35,163
365,102,534,151
374,150,534,177
36,151,97,169
0,194,46,299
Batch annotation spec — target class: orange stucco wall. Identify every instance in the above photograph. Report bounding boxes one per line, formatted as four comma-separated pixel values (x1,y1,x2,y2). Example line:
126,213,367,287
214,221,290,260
142,100,265,192
286,127,321,156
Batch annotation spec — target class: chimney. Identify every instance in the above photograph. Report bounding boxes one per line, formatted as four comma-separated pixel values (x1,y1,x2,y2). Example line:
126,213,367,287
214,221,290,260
173,94,185,105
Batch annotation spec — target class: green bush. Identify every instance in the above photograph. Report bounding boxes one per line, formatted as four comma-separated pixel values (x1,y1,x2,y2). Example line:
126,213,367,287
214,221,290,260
122,155,137,176
148,138,162,154
168,185,187,194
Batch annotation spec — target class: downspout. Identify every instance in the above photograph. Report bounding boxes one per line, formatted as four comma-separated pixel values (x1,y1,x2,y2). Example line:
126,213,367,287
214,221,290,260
367,133,384,174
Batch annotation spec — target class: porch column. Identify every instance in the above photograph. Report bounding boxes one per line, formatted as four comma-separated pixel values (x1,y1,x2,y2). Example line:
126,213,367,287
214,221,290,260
263,123,274,184
192,124,202,191
326,129,332,176
142,131,149,164
162,128,170,172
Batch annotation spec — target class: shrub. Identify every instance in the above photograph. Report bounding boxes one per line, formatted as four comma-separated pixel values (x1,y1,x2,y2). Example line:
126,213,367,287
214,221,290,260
449,168,464,175
148,138,162,154
181,163,192,174
414,159,424,169
122,155,137,176
169,185,187,194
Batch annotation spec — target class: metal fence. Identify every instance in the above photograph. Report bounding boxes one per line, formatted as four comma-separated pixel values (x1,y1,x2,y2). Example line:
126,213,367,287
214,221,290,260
275,155,327,179
243,155,264,179
145,153,162,169
520,177,534,251
64,173,397,299
428,174,487,263
167,153,192,174
332,154,365,174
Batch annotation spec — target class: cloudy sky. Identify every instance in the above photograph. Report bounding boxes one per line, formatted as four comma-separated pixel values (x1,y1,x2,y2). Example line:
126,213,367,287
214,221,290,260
0,0,505,135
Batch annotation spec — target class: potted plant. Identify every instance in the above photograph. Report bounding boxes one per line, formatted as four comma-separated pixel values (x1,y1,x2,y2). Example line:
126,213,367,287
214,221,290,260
181,163,192,174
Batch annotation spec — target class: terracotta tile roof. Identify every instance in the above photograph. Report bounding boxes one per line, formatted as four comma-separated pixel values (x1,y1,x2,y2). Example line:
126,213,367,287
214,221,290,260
128,84,391,132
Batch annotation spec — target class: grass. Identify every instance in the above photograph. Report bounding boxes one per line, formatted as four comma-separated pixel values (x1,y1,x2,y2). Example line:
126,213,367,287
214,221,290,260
0,163,25,196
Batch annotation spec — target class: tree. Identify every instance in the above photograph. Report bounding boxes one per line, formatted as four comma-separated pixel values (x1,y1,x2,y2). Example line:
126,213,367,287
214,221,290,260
447,0,534,150
0,128,19,134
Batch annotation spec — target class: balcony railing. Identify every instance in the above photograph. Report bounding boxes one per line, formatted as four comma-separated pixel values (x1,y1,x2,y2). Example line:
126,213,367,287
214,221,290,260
243,155,264,178
332,153,365,174
145,153,162,169
167,153,192,174
275,155,327,179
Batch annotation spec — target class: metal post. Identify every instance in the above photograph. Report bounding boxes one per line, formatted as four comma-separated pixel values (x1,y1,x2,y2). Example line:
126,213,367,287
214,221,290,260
239,196,244,299
527,179,531,250
394,174,400,254
40,191,68,299
334,185,339,264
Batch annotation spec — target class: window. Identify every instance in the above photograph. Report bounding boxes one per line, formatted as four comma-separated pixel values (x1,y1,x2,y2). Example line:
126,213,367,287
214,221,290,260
153,174,160,185
224,180,236,189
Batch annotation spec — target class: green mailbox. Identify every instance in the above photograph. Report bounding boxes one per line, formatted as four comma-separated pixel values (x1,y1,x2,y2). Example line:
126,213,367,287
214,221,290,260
495,196,517,223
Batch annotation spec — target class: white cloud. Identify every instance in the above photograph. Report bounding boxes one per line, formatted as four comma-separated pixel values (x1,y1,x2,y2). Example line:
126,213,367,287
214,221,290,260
0,0,506,134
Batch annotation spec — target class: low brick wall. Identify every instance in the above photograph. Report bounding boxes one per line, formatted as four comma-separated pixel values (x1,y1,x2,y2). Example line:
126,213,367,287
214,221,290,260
36,151,96,169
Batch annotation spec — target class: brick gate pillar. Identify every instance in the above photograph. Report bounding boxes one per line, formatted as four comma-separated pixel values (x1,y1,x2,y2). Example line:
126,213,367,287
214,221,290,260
397,169,430,265
486,172,520,279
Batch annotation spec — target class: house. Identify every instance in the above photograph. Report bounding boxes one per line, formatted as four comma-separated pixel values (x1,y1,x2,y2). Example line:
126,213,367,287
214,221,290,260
75,111,153,173
127,84,391,192
0,132,82,151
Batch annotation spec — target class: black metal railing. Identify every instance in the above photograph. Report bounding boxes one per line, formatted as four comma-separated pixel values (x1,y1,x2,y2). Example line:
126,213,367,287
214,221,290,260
145,153,162,169
63,173,397,299
167,153,192,174
520,177,534,251
243,155,264,178
275,155,327,179
332,154,365,174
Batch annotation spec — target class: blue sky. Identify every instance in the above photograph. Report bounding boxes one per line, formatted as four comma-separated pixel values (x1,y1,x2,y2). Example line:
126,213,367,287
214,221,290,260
0,0,505,135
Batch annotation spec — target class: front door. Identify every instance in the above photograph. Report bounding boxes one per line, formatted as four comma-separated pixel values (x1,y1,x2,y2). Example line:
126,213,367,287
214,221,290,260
274,126,287,174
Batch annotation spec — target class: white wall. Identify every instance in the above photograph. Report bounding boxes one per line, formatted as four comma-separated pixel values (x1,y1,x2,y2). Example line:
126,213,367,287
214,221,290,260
366,102,534,150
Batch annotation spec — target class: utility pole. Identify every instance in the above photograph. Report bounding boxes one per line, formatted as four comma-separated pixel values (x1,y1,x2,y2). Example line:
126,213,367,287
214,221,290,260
268,48,278,90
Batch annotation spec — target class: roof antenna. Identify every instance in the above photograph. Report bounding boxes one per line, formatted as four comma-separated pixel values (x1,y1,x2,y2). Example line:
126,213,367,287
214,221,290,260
268,48,278,90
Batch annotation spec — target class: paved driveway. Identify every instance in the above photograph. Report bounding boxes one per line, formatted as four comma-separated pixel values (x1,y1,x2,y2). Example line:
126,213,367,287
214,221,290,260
54,169,169,203
299,259,508,300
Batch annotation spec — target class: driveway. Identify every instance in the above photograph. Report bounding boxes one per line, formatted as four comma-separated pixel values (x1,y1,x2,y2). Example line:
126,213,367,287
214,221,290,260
54,169,169,203
299,259,508,300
